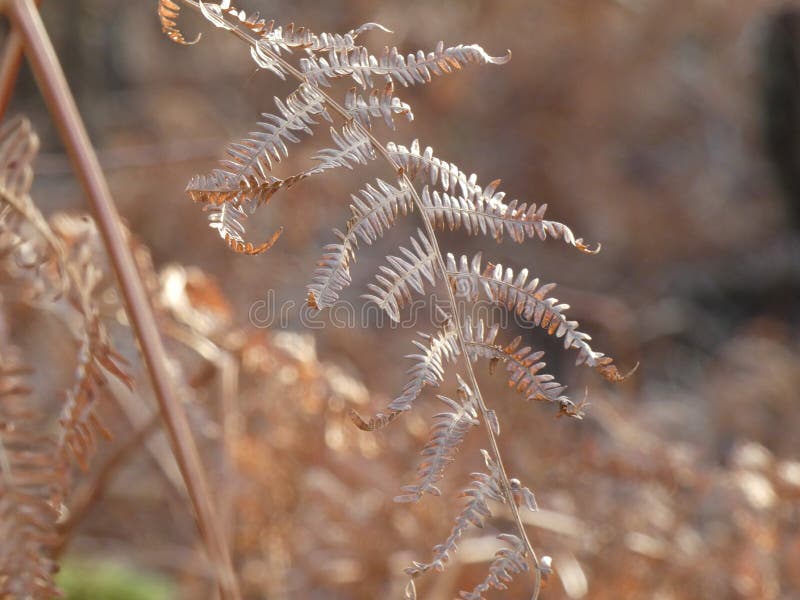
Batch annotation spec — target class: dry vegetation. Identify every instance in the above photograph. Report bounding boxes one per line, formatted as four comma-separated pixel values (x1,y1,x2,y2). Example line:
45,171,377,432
1,1,800,599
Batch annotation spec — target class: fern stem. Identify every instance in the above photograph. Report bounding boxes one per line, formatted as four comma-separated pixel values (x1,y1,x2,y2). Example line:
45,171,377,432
179,3,543,596
6,2,241,597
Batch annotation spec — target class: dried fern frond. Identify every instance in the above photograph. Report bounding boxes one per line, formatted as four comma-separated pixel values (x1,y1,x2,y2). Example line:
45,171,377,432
392,140,598,252
407,451,536,580
178,8,632,598
0,355,63,599
447,252,626,381
313,122,376,172
206,203,284,256
300,41,510,89
196,1,390,55
307,178,414,309
158,0,200,45
259,20,391,55
0,119,131,472
458,534,530,600
362,229,437,322
354,313,576,432
187,170,310,207
192,83,330,205
345,81,413,131
48,220,133,470
406,450,505,576
462,316,571,412
391,326,460,414
395,376,479,503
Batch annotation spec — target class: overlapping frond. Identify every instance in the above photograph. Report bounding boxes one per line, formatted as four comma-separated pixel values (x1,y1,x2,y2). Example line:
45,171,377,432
406,450,505,576
462,316,574,414
458,534,530,600
313,122,376,172
391,140,598,252
48,221,133,471
190,83,329,206
353,313,578,432
362,230,437,322
0,355,63,599
395,377,479,503
407,451,536,579
0,119,131,471
206,203,284,256
197,1,390,54
345,82,413,130
391,326,460,413
158,0,199,45
446,252,627,381
307,178,414,309
301,41,510,89
258,20,391,55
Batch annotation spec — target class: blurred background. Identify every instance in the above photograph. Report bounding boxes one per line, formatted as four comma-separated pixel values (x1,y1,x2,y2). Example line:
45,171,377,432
3,0,800,598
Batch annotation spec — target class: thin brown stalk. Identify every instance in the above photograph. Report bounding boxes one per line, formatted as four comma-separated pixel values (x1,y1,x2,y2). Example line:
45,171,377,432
4,1,240,597
0,0,41,119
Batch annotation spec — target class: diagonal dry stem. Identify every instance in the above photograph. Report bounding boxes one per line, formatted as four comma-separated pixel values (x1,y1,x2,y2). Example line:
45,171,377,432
3,1,240,597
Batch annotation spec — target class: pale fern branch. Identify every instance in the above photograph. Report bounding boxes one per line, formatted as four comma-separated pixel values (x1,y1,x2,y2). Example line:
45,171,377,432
446,252,627,381
395,376,479,503
362,229,437,322
392,140,598,253
458,534,530,600
307,178,415,309
406,449,505,577
313,122,377,171
345,81,413,130
300,41,511,89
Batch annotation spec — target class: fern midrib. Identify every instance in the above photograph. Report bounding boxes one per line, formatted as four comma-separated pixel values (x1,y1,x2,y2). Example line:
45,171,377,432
177,3,542,593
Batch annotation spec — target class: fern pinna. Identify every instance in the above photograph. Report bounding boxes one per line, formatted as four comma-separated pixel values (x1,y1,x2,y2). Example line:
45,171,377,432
165,2,632,597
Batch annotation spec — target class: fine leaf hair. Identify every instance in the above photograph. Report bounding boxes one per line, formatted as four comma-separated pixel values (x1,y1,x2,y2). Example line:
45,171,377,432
163,2,634,598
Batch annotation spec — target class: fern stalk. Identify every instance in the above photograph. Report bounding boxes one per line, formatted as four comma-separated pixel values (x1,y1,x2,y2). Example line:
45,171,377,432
177,2,544,596
7,2,240,597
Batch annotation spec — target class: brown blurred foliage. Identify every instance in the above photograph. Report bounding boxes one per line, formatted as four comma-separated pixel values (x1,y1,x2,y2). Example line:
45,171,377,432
3,0,800,598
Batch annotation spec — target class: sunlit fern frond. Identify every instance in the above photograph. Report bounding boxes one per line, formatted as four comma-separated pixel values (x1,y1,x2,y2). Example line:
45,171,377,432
392,140,598,252
447,252,626,381
187,170,310,207
354,314,574,432
196,2,390,54
307,178,414,309
206,203,283,256
158,0,199,45
407,451,536,581
186,83,330,208
391,325,460,413
462,316,572,413
345,81,414,130
300,41,510,89
0,355,64,600
394,376,479,503
313,122,376,172
362,230,437,322
458,534,530,600
406,450,505,576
